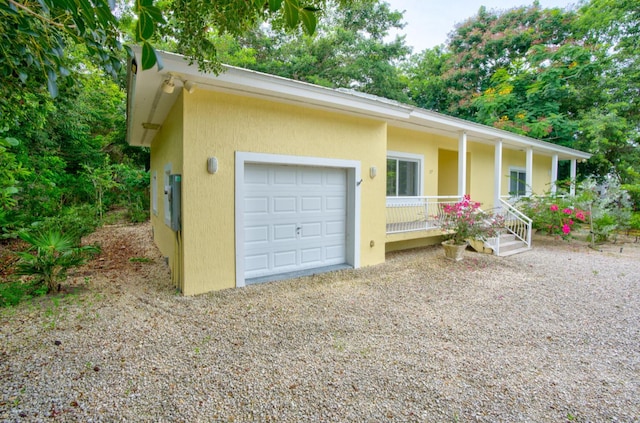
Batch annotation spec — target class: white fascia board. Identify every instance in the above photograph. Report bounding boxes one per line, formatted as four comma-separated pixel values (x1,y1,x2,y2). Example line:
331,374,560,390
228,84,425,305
409,108,591,160
156,50,412,120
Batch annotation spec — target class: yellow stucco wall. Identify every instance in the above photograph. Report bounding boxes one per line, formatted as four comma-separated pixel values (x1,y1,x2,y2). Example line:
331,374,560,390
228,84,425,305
387,127,469,197
533,155,552,194
501,150,552,196
467,142,495,208
173,90,387,295
437,149,458,197
149,93,184,289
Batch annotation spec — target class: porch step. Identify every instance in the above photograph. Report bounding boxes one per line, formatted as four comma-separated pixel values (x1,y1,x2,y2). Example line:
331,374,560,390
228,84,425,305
498,246,531,257
494,233,530,257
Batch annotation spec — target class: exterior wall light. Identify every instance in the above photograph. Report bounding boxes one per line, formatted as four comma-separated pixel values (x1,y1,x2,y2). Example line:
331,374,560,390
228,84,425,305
207,157,218,174
162,76,175,94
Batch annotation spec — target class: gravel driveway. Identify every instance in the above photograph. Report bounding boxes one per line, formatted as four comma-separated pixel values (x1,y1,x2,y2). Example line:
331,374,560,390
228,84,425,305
1,224,639,422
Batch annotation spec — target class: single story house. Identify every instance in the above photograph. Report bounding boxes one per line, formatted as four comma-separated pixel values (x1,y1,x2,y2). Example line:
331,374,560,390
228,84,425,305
126,47,591,295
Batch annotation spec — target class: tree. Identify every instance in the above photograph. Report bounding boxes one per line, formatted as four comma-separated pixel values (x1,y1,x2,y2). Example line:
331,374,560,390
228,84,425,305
403,46,451,112
0,0,361,103
224,0,411,102
574,0,640,185
404,0,639,187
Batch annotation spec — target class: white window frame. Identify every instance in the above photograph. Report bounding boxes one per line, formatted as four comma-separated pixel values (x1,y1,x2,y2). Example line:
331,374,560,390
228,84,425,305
386,151,424,197
152,171,158,216
509,167,527,197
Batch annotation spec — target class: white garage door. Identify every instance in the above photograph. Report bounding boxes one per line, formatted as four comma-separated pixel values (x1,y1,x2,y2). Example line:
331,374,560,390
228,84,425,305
243,163,347,280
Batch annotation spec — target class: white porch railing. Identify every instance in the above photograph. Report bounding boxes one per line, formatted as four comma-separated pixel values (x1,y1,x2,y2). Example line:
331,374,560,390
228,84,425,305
486,199,532,255
386,196,461,234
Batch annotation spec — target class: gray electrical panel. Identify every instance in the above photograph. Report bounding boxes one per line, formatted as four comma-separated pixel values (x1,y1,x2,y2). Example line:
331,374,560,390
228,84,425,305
168,174,182,232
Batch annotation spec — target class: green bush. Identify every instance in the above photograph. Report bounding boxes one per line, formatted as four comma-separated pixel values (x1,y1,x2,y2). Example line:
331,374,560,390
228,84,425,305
630,213,640,231
15,230,100,293
517,195,588,238
0,280,48,307
591,213,617,243
29,204,101,242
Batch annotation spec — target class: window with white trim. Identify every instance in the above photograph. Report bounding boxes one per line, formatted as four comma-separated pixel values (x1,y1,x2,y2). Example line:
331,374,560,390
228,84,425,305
509,168,527,196
386,152,423,196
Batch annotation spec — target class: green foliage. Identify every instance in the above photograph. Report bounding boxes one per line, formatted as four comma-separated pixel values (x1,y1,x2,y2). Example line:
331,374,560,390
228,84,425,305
577,178,632,242
517,195,589,239
0,0,122,98
0,280,48,307
15,230,100,294
29,204,102,241
629,213,640,231
224,1,411,102
2,0,360,100
404,1,640,184
0,136,30,217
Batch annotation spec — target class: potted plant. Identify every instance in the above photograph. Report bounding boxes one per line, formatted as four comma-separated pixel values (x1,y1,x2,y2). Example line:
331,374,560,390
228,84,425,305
439,195,503,261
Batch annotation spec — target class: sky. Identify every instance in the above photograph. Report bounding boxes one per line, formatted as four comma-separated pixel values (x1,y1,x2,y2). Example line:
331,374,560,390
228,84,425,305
384,0,580,52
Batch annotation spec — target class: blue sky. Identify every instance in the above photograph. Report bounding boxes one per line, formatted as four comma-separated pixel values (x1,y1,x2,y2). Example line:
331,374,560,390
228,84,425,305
384,0,581,52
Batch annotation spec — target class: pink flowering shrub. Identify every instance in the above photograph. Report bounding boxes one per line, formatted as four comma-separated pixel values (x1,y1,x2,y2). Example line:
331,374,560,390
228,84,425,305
518,196,588,238
439,195,504,245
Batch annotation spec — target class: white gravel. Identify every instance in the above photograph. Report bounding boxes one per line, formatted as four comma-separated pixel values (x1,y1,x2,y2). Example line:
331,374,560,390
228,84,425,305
1,224,639,422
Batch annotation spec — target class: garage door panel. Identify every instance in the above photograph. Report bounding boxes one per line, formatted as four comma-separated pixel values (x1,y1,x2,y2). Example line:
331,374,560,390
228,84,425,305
245,197,269,214
245,225,269,243
301,196,322,212
326,220,346,235
273,196,296,213
245,167,269,185
326,195,346,211
301,222,322,238
326,171,347,186
326,244,346,261
274,250,297,268
243,163,347,280
274,224,297,241
301,248,322,265
274,168,297,184
245,254,269,273
301,169,322,185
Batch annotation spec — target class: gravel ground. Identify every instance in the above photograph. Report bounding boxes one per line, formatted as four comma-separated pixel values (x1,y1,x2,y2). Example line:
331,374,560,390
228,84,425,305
1,223,639,422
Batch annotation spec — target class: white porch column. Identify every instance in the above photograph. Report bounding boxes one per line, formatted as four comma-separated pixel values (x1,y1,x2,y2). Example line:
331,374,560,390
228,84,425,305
525,147,533,197
494,139,503,208
551,154,559,195
458,131,467,197
570,159,577,196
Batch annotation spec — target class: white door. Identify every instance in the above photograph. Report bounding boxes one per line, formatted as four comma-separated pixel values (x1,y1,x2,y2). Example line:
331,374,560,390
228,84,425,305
243,163,347,280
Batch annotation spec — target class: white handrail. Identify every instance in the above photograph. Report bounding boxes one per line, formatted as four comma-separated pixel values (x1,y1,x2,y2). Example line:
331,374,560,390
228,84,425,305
494,198,532,254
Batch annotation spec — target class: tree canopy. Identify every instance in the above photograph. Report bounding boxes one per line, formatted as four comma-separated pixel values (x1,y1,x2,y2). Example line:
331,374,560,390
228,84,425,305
404,0,639,186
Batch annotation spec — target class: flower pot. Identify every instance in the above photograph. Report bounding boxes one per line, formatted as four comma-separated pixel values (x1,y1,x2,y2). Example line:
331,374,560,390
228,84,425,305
442,240,468,261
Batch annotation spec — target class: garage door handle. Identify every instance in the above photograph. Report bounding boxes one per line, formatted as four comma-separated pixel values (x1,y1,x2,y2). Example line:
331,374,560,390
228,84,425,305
296,226,302,234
